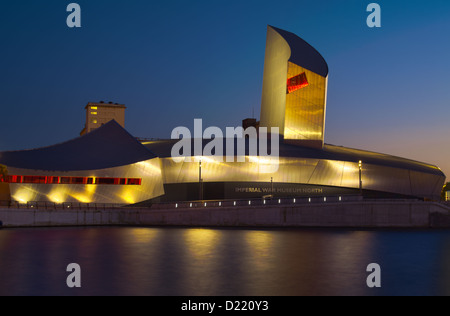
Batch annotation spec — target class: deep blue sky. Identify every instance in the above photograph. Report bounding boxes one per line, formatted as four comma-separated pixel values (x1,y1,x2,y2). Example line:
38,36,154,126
1,0,449,177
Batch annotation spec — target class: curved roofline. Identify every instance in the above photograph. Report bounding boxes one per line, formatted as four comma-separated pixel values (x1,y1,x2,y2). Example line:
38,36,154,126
269,25,329,77
0,120,157,171
141,138,444,177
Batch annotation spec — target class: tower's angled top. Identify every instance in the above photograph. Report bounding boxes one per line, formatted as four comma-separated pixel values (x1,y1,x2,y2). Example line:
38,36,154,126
269,25,328,78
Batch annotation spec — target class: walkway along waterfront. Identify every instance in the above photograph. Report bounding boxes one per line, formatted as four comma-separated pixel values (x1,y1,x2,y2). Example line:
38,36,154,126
1,197,450,228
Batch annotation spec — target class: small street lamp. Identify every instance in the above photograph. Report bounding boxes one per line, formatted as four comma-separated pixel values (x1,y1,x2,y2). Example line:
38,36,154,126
359,160,363,196
199,159,203,201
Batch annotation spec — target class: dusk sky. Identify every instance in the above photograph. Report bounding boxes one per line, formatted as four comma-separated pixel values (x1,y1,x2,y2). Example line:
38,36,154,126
1,0,449,178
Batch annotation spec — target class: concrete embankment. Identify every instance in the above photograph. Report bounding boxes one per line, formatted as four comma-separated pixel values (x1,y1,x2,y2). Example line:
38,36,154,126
1,200,450,229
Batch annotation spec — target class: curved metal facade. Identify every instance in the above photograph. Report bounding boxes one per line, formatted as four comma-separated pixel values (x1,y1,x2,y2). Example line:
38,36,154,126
154,155,444,201
5,159,164,204
0,121,165,204
260,26,329,149
141,140,445,201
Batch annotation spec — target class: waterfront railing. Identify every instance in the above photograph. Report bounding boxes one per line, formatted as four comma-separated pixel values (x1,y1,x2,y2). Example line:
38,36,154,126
0,195,432,211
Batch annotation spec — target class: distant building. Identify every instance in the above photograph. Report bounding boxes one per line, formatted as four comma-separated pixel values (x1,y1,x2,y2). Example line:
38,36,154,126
446,191,450,202
80,101,126,136
242,118,259,130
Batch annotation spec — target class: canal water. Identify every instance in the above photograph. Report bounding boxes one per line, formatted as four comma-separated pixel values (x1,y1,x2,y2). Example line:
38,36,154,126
0,226,449,296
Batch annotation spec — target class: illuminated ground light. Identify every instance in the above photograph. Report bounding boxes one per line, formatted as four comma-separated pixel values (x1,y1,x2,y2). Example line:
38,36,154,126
71,193,92,204
13,188,35,204
48,190,67,203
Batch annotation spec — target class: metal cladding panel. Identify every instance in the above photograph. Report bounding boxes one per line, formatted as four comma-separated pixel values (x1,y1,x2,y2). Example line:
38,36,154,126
340,162,361,188
361,164,412,196
285,62,327,144
160,156,444,200
308,160,349,187
260,26,329,146
259,26,291,134
410,170,446,200
277,158,320,184
161,157,321,185
7,158,164,204
145,140,445,178
161,157,271,184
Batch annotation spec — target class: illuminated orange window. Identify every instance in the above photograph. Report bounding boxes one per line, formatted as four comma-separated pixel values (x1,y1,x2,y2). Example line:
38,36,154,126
71,177,87,185
127,178,142,185
97,178,116,185
23,176,47,184
5,175,142,186
287,72,309,94
9,175,23,183
48,177,60,184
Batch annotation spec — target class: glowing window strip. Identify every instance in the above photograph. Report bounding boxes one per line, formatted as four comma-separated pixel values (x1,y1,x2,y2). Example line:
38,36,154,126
4,176,142,186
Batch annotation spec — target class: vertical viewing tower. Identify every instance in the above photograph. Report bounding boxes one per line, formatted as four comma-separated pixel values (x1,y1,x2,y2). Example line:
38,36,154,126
260,26,329,149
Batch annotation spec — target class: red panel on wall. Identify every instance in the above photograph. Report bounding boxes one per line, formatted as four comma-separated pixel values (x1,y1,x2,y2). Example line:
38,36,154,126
287,72,309,94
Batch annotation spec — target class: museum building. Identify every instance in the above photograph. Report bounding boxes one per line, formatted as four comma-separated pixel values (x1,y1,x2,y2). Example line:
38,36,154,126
0,26,445,204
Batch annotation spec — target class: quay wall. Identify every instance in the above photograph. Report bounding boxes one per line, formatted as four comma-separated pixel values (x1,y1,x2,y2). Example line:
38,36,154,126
1,200,450,228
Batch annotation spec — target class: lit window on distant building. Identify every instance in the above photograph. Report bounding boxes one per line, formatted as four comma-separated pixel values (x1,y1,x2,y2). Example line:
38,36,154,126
287,72,309,94
92,119,98,124
91,112,98,115
91,106,98,110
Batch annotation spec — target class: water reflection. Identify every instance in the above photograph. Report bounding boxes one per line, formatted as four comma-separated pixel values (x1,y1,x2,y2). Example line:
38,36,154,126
128,228,159,244
0,227,450,296
184,229,221,259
